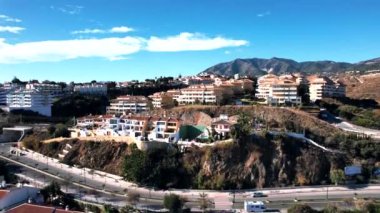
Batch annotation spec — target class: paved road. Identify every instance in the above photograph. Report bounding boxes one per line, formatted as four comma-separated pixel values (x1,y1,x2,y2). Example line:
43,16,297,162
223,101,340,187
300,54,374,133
1,142,380,211
320,110,380,139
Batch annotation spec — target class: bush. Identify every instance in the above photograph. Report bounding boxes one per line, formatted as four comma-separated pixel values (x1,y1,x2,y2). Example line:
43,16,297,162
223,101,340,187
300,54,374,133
123,146,189,189
54,124,70,138
330,169,345,185
22,132,49,150
52,94,109,117
41,181,80,210
163,194,184,213
288,204,318,213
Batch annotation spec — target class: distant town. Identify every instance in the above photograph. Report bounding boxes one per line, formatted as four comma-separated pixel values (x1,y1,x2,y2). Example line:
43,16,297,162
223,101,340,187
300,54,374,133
1,71,379,213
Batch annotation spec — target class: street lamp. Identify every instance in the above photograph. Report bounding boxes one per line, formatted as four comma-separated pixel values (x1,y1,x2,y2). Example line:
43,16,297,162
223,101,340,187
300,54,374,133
83,168,86,185
46,156,49,170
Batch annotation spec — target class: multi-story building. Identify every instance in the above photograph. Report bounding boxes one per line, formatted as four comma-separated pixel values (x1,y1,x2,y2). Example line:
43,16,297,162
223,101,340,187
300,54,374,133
26,83,63,97
176,85,223,105
256,74,302,105
307,75,346,102
2,82,23,90
107,95,150,115
149,92,165,108
218,78,254,94
149,92,178,109
75,114,181,142
74,83,108,95
0,88,11,105
5,89,53,116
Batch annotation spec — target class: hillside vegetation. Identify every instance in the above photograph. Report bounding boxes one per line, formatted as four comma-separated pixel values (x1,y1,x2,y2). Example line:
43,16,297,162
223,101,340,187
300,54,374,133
22,106,379,190
317,97,380,129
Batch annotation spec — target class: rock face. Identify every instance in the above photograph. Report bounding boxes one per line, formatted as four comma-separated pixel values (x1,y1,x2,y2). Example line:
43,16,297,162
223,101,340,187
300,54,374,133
32,106,349,190
200,57,380,77
36,134,339,190
39,140,130,175
183,135,334,189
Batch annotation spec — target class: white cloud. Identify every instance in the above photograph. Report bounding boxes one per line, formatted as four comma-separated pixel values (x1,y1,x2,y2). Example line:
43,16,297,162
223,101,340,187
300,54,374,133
71,29,105,34
0,32,248,64
146,32,248,52
51,5,83,15
72,26,134,34
0,14,22,22
257,11,271,17
0,26,25,33
0,37,144,63
110,26,134,33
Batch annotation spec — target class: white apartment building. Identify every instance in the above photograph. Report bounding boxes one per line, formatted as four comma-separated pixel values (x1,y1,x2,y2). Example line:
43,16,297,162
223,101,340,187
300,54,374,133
5,89,53,116
0,88,12,105
256,74,302,105
177,85,222,105
26,83,63,97
74,83,108,95
74,114,181,143
107,95,149,114
307,75,346,102
149,92,164,108
2,82,23,90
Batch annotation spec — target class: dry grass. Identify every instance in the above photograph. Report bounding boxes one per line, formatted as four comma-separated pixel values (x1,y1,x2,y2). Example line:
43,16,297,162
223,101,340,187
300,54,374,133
339,73,380,103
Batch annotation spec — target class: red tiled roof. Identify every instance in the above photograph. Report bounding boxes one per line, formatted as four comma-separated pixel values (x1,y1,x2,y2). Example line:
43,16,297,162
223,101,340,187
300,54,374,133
0,190,9,200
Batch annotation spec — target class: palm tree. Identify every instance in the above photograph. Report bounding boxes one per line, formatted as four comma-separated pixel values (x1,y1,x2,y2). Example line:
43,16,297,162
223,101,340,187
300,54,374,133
199,192,210,212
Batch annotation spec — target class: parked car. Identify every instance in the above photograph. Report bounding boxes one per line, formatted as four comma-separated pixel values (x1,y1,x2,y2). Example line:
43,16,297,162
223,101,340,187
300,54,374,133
252,191,267,197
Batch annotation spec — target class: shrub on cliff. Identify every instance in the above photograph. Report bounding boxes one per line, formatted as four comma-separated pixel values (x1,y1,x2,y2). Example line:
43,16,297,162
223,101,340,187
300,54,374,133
288,204,318,213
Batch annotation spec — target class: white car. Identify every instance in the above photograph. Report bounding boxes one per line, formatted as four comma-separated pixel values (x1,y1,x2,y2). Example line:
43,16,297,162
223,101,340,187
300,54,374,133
252,191,267,197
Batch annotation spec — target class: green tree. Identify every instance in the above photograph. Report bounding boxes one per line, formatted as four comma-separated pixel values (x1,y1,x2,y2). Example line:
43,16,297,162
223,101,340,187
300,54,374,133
194,98,201,105
330,169,345,185
161,94,176,109
365,202,380,213
231,112,252,141
11,77,22,84
103,204,119,213
123,146,147,182
297,84,310,105
163,194,184,213
54,123,70,138
40,181,79,210
48,125,56,135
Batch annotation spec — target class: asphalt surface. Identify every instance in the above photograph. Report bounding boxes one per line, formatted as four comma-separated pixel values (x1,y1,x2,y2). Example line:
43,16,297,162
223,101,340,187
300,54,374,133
319,110,380,139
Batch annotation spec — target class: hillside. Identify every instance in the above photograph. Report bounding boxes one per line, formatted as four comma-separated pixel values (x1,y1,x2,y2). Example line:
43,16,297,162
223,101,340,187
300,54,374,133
154,105,343,143
22,106,379,190
200,57,380,77
338,73,380,103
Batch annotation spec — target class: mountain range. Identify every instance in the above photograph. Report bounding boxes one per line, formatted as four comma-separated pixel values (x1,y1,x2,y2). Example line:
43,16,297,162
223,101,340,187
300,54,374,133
200,57,380,77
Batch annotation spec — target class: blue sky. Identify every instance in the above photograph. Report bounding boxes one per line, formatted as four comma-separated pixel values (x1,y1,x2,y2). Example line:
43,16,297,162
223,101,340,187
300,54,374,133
0,0,379,82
